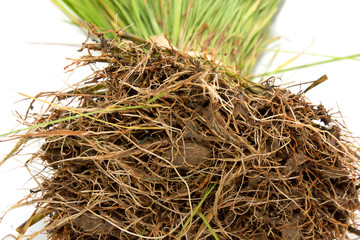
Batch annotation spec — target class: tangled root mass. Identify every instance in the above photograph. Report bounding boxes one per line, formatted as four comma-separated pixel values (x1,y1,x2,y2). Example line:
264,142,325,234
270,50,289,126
18,26,360,239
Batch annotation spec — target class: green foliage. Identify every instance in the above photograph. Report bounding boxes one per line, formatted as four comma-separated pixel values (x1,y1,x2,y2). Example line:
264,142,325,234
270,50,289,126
253,52,360,78
52,0,280,76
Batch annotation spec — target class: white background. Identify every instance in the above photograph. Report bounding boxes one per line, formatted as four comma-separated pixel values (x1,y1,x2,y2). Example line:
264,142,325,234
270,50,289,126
0,1,359,239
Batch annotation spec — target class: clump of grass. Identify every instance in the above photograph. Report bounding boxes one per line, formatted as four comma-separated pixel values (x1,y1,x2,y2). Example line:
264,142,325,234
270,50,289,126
4,25,360,239
51,0,280,77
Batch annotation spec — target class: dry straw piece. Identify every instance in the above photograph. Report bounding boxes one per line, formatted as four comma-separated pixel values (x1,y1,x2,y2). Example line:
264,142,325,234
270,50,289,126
5,25,360,239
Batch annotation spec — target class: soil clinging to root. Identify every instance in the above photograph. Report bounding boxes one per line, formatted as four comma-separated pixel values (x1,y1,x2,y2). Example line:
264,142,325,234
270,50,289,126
12,25,360,239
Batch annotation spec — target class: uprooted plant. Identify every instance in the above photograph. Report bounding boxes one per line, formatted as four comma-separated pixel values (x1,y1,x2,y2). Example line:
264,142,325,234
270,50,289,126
3,25,360,239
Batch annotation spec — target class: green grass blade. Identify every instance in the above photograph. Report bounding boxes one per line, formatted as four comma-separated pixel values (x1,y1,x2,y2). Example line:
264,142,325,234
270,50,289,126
262,48,360,61
253,53,360,78
0,138,29,166
145,91,168,105
178,183,217,238
198,212,219,240
0,104,160,138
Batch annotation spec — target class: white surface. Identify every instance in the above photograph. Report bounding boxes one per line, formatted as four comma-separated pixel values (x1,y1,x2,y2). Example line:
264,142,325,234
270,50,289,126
254,1,360,138
0,0,359,239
